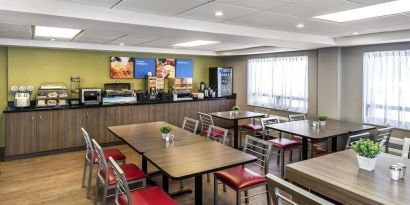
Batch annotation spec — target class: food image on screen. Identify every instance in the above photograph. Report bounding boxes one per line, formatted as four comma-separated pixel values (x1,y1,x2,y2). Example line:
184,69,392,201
110,57,134,79
156,58,175,79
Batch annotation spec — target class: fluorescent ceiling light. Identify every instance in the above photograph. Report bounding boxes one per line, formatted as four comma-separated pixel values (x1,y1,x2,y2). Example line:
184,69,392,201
313,0,410,22
172,40,219,47
34,26,82,39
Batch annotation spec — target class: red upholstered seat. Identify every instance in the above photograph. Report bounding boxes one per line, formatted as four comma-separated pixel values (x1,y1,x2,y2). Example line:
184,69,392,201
201,129,232,136
118,186,177,205
268,138,301,149
214,166,267,189
90,148,126,164
240,124,262,131
100,164,146,185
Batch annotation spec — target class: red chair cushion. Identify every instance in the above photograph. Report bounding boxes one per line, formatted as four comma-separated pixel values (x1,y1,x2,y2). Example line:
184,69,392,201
268,138,301,149
118,186,177,205
240,124,262,131
201,129,227,137
100,164,146,185
91,148,126,164
214,166,267,189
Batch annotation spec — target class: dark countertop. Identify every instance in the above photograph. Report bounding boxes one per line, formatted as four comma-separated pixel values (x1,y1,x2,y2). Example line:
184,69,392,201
3,96,236,113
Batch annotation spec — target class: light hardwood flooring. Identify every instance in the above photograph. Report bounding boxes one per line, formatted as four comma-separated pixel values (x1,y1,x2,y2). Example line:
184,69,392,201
0,143,301,205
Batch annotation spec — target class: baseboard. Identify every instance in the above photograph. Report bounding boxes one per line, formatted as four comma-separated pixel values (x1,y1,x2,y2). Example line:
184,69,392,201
4,141,124,161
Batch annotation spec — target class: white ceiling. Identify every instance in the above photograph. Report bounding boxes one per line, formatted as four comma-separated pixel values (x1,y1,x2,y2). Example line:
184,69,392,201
0,0,409,56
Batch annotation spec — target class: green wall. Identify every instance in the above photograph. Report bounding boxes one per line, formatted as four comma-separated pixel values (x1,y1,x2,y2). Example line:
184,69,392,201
1,47,224,145
0,47,7,146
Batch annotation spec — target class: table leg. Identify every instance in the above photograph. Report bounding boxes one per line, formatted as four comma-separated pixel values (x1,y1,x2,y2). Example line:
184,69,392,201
162,174,169,193
332,136,338,152
302,137,308,160
233,119,239,149
142,158,148,174
195,175,203,205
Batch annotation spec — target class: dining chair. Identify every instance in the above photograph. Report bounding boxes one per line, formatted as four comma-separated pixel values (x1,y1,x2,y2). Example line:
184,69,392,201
239,107,271,138
288,114,328,158
92,139,146,205
268,137,302,178
266,173,335,205
402,138,410,159
206,125,229,182
214,135,272,205
81,128,126,198
260,116,281,140
182,116,199,134
198,112,215,136
373,127,393,153
345,132,370,149
109,157,177,205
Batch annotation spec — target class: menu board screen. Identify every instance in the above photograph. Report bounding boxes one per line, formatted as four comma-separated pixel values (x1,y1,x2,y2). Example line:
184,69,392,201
110,57,134,79
156,58,175,79
134,58,156,79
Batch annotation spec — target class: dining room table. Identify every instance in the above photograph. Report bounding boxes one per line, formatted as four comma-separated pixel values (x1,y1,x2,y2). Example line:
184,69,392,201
209,111,266,149
266,119,375,160
143,141,257,205
286,150,410,205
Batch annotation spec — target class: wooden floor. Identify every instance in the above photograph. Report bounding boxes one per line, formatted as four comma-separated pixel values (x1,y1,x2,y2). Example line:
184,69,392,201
0,143,301,205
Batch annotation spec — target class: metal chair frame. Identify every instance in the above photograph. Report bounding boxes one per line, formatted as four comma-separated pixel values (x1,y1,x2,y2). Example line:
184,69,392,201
198,112,214,135
260,116,281,140
110,157,136,205
92,139,145,205
182,117,199,134
374,127,393,153
402,138,410,159
345,132,370,149
207,125,229,145
288,114,306,122
214,135,273,205
266,173,334,205
239,107,271,139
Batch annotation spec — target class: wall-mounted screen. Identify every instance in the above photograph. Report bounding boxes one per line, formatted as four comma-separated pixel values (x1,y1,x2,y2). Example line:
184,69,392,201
110,57,134,79
176,59,193,78
134,58,156,79
156,58,175,79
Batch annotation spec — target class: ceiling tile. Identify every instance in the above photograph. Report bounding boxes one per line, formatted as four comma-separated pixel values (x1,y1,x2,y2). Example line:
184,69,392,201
0,23,31,32
342,14,410,28
0,29,31,39
369,23,410,33
73,30,125,44
177,2,259,22
347,0,396,5
116,0,207,16
54,0,119,8
213,0,304,11
268,0,362,18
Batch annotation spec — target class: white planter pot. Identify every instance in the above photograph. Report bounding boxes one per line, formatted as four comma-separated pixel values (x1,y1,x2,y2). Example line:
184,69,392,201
233,110,239,115
319,120,326,126
162,133,170,140
357,154,378,171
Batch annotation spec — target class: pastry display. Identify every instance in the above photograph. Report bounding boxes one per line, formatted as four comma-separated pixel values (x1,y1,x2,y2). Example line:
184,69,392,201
37,100,46,106
36,82,69,107
59,92,68,98
58,100,67,106
47,92,58,98
47,100,57,106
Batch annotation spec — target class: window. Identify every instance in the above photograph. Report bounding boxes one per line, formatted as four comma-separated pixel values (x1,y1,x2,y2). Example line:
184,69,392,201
363,50,410,129
247,56,308,113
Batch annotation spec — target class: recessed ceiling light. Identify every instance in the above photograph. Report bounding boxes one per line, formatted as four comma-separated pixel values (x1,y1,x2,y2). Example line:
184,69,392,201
172,40,220,47
313,0,410,22
215,11,224,17
296,24,305,28
119,42,124,46
50,38,55,41
34,26,82,39
353,32,359,35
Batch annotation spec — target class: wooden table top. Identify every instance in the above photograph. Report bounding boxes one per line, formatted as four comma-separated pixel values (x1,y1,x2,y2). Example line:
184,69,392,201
266,119,375,139
286,150,410,205
210,111,266,120
108,121,208,154
143,141,257,179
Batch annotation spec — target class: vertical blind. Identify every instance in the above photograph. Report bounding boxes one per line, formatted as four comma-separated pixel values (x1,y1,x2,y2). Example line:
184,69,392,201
247,56,308,113
363,50,410,129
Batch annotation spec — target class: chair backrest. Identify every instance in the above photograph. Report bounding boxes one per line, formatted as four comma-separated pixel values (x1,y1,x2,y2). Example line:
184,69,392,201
207,125,228,145
345,132,370,149
266,173,334,205
110,157,132,205
375,127,393,147
261,116,280,140
92,139,110,186
198,112,214,134
81,128,94,162
182,117,199,134
255,107,271,116
402,138,410,159
288,114,306,122
243,135,272,174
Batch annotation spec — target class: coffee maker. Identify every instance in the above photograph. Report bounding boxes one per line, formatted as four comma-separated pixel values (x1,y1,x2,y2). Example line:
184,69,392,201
11,85,34,108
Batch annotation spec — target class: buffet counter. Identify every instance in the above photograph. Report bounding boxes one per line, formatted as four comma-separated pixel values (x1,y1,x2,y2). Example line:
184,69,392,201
3,97,235,158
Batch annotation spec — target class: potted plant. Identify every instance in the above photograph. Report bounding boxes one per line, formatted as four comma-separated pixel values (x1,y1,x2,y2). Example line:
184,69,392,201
160,125,172,140
318,114,327,126
351,139,383,171
232,105,240,115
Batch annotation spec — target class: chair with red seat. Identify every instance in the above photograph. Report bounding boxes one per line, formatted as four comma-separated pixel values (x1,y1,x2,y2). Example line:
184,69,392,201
198,112,215,136
182,117,199,134
109,157,178,205
268,138,302,178
214,135,272,205
81,128,126,198
92,139,146,205
260,116,281,140
206,125,229,182
288,114,328,158
239,107,271,139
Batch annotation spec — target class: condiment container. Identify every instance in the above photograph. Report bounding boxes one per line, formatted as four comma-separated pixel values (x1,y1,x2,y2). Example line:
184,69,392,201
396,163,406,179
390,164,402,181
